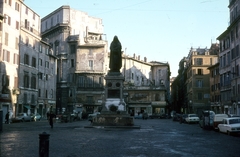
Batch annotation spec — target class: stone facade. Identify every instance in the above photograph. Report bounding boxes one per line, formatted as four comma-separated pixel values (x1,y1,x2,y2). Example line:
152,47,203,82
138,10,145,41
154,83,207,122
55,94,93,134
0,0,23,118
208,62,221,113
185,45,219,116
217,0,240,115
0,0,57,119
40,5,171,118
122,56,170,116
41,6,107,117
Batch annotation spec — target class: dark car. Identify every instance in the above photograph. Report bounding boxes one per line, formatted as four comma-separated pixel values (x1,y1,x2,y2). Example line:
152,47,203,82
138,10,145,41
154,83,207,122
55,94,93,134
149,114,161,119
181,114,188,123
172,113,181,121
160,113,168,119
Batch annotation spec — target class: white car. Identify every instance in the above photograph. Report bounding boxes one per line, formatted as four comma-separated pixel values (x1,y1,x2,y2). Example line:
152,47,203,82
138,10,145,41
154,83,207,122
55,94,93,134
185,114,199,124
13,113,31,122
218,117,240,135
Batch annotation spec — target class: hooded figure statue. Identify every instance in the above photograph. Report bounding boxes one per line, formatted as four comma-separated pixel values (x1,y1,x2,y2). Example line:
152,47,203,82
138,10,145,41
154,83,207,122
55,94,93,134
109,36,122,73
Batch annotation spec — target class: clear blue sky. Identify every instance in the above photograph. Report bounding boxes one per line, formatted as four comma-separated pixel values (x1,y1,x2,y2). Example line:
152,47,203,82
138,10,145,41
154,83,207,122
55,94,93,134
24,0,229,77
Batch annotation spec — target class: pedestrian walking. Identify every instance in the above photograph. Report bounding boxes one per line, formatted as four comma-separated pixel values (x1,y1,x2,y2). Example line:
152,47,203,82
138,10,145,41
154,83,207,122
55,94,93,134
5,112,9,124
48,111,56,128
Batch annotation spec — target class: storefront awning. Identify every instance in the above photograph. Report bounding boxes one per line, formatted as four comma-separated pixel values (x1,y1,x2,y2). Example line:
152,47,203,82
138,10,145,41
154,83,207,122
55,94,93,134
24,105,31,109
151,101,166,107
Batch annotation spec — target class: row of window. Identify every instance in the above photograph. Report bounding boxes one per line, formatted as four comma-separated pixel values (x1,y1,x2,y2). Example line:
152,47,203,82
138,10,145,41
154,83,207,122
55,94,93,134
24,54,50,68
21,89,54,104
2,74,18,88
5,0,36,19
188,69,204,77
38,89,54,98
23,73,54,99
211,68,219,77
211,95,221,103
220,46,239,67
23,93,35,104
42,14,60,31
78,76,103,88
23,73,36,89
2,32,21,48
221,91,232,102
2,49,19,64
232,84,240,96
3,14,35,33
4,0,20,12
211,83,220,91
194,93,210,100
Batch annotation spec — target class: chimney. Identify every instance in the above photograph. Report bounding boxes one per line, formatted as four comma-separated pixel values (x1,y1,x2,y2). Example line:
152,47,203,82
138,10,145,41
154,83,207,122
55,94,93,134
138,55,140,60
144,57,147,62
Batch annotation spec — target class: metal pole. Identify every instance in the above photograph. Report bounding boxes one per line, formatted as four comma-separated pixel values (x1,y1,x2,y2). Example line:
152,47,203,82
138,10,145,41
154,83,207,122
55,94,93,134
39,132,50,157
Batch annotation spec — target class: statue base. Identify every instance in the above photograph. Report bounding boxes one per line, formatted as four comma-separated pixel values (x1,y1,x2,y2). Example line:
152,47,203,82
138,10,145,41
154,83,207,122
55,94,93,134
92,113,134,126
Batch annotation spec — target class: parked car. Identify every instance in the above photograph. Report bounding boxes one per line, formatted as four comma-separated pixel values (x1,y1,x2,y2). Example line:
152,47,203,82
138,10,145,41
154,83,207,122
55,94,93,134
170,110,176,118
12,113,31,122
213,114,229,130
88,112,100,122
180,114,188,123
228,114,240,118
30,113,42,121
218,117,240,135
185,114,199,124
172,113,181,121
134,114,143,119
34,113,42,121
149,113,161,119
159,113,168,119
142,112,148,120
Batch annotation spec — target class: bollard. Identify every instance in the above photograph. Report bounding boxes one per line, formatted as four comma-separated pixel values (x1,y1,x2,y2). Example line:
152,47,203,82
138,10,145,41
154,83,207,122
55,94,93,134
39,132,50,157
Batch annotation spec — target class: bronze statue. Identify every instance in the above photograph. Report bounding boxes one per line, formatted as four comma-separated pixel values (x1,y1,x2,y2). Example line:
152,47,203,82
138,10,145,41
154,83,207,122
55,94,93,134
109,36,122,72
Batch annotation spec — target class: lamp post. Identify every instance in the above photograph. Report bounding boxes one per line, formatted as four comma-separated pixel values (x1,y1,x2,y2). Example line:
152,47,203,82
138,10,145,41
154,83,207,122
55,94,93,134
189,100,192,114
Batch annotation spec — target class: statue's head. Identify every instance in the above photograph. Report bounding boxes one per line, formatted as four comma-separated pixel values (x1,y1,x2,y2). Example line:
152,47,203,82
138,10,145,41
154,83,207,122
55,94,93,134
113,35,118,42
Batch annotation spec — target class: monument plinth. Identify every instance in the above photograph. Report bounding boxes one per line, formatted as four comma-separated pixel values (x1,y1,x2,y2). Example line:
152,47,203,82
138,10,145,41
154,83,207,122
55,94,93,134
92,36,135,127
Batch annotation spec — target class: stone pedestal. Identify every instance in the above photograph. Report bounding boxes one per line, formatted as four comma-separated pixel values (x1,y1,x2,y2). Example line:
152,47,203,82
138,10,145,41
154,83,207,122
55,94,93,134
93,72,134,127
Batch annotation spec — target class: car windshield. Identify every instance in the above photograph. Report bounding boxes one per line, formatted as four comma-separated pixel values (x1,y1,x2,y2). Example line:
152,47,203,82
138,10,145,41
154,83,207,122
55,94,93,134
229,119,240,124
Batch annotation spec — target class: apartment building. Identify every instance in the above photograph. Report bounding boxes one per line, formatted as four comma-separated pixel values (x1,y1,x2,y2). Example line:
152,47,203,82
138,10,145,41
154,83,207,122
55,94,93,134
123,55,170,116
34,40,57,117
185,44,219,115
0,0,57,119
0,0,22,118
40,5,107,116
171,57,188,113
208,62,221,113
217,0,240,115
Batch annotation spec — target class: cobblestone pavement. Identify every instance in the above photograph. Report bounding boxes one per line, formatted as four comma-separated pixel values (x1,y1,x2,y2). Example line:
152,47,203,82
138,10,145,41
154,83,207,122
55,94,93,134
0,118,240,157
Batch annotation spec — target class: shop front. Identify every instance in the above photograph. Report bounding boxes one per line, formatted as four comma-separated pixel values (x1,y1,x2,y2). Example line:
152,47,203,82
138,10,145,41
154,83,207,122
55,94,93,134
151,101,166,115
128,103,152,116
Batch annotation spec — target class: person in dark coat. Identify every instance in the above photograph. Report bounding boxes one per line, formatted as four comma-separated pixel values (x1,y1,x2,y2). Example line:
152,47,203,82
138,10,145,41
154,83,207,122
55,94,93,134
5,112,9,124
48,111,56,128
